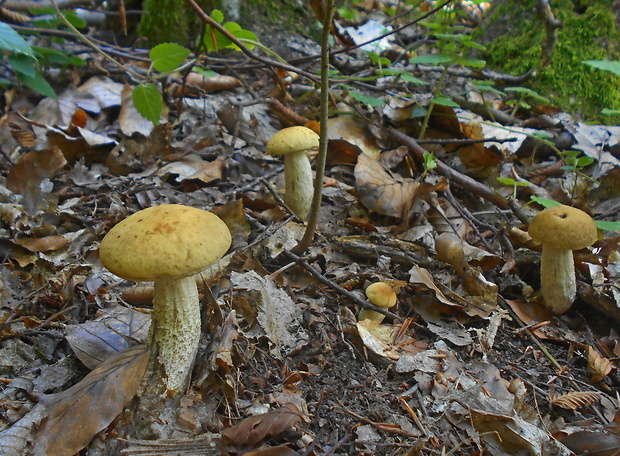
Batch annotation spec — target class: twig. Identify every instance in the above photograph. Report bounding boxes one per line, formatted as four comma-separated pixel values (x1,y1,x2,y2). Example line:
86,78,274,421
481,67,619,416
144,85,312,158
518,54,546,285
281,250,401,321
390,128,530,224
292,0,334,254
184,0,319,83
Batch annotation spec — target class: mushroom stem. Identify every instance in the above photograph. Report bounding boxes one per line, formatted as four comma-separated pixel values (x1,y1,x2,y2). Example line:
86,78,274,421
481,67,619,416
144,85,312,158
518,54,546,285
540,247,575,314
284,152,313,220
149,276,201,393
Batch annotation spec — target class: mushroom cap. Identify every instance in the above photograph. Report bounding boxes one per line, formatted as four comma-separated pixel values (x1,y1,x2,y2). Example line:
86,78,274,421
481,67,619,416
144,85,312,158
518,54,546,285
266,126,320,156
528,205,597,250
365,282,397,309
100,204,231,282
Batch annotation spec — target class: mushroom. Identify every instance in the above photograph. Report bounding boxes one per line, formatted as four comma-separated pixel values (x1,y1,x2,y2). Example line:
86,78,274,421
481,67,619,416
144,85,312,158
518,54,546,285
266,126,320,220
100,204,231,394
528,204,597,314
359,282,397,323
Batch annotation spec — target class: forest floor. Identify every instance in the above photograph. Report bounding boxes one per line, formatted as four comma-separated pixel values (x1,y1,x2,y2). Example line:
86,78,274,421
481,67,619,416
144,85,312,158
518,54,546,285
1,1,620,456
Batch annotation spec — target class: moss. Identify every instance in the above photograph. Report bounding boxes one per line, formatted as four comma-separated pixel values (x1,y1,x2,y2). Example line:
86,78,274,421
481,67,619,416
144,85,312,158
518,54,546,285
476,0,620,123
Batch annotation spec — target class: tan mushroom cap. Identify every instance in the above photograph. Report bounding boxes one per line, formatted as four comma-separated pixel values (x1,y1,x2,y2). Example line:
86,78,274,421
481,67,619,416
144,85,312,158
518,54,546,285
365,282,397,309
528,205,597,250
266,126,320,156
100,204,231,282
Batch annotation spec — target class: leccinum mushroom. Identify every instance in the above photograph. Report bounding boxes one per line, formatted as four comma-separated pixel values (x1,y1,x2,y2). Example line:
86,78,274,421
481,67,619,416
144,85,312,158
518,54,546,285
100,204,231,394
359,282,397,323
528,205,597,314
266,126,320,220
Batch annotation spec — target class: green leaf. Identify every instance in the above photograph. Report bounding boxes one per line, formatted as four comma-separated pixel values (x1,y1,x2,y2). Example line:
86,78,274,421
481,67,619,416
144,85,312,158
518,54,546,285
530,196,561,208
17,70,56,98
8,54,37,78
203,25,232,52
454,56,486,69
582,60,620,76
349,91,384,107
194,68,218,78
211,9,224,23
231,28,257,50
400,73,427,85
0,21,35,57
410,54,453,65
504,86,550,103
150,43,191,72
432,96,459,108
423,152,437,171
601,108,620,115
497,177,530,187
594,220,620,232
132,83,162,125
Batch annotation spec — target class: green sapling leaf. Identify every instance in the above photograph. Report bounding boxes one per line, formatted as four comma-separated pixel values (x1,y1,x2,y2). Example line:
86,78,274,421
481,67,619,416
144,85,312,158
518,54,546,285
132,83,162,125
0,21,35,57
150,43,191,73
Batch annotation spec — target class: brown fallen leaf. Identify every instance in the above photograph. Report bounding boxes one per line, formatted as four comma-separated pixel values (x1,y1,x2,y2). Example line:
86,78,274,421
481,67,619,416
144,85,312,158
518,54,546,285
244,445,301,456
33,345,151,456
354,153,420,218
173,72,241,97
558,429,620,456
13,235,69,253
6,146,67,196
586,346,615,383
218,403,304,452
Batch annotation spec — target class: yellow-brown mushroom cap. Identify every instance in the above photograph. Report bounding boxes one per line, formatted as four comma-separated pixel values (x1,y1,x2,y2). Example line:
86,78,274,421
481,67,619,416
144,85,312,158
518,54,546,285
528,205,597,251
365,282,397,309
100,204,231,282
266,126,320,156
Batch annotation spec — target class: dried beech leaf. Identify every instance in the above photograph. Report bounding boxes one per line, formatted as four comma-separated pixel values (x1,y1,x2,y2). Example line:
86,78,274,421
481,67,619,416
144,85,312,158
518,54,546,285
13,235,69,252
6,146,67,195
559,430,620,456
244,445,301,456
158,155,226,184
354,153,420,218
586,346,614,382
219,403,304,450
550,391,601,410
33,345,151,456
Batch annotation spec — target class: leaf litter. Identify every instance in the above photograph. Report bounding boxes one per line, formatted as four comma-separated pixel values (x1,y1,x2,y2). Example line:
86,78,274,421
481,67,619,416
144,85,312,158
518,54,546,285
0,2,620,456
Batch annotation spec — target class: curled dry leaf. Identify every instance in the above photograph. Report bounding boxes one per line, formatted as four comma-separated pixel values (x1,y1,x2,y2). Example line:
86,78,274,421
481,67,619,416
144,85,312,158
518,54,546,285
173,72,241,97
550,391,601,410
354,153,420,218
219,403,304,451
586,346,614,383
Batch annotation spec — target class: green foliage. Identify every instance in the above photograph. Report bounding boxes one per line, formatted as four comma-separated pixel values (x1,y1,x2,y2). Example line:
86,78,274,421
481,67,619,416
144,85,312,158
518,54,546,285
582,60,620,76
423,152,437,173
132,83,163,124
477,0,620,123
150,43,191,72
0,20,68,98
203,9,257,52
497,177,530,199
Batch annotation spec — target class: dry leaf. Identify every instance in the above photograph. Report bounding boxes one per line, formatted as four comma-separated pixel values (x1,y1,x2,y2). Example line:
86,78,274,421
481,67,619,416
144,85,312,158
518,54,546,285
6,146,67,196
244,445,301,456
13,235,69,252
550,391,601,410
33,345,151,456
559,429,620,456
219,403,304,451
354,153,420,218
119,84,155,137
586,346,615,383
157,155,226,184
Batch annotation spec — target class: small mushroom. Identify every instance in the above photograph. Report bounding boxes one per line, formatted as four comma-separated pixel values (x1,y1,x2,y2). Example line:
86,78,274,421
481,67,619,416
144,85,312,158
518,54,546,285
266,126,320,220
528,204,597,314
359,282,397,323
100,204,231,394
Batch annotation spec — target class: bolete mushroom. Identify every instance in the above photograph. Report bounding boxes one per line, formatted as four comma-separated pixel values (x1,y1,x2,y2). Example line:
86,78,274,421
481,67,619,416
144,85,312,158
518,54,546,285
100,204,231,393
528,204,597,314
266,126,320,220
359,282,397,323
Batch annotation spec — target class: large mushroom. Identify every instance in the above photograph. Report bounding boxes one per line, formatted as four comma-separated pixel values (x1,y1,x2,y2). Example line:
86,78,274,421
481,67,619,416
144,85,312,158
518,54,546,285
528,204,597,314
266,126,320,220
100,204,231,394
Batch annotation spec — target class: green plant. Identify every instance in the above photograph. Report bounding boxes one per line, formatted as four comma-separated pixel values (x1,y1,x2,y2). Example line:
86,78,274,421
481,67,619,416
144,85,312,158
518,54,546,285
497,177,530,199
582,60,620,116
503,86,550,117
0,20,84,98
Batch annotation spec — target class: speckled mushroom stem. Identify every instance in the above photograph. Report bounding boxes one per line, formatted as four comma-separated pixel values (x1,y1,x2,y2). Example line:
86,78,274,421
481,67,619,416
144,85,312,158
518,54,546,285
149,276,201,393
540,247,576,314
283,152,313,220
